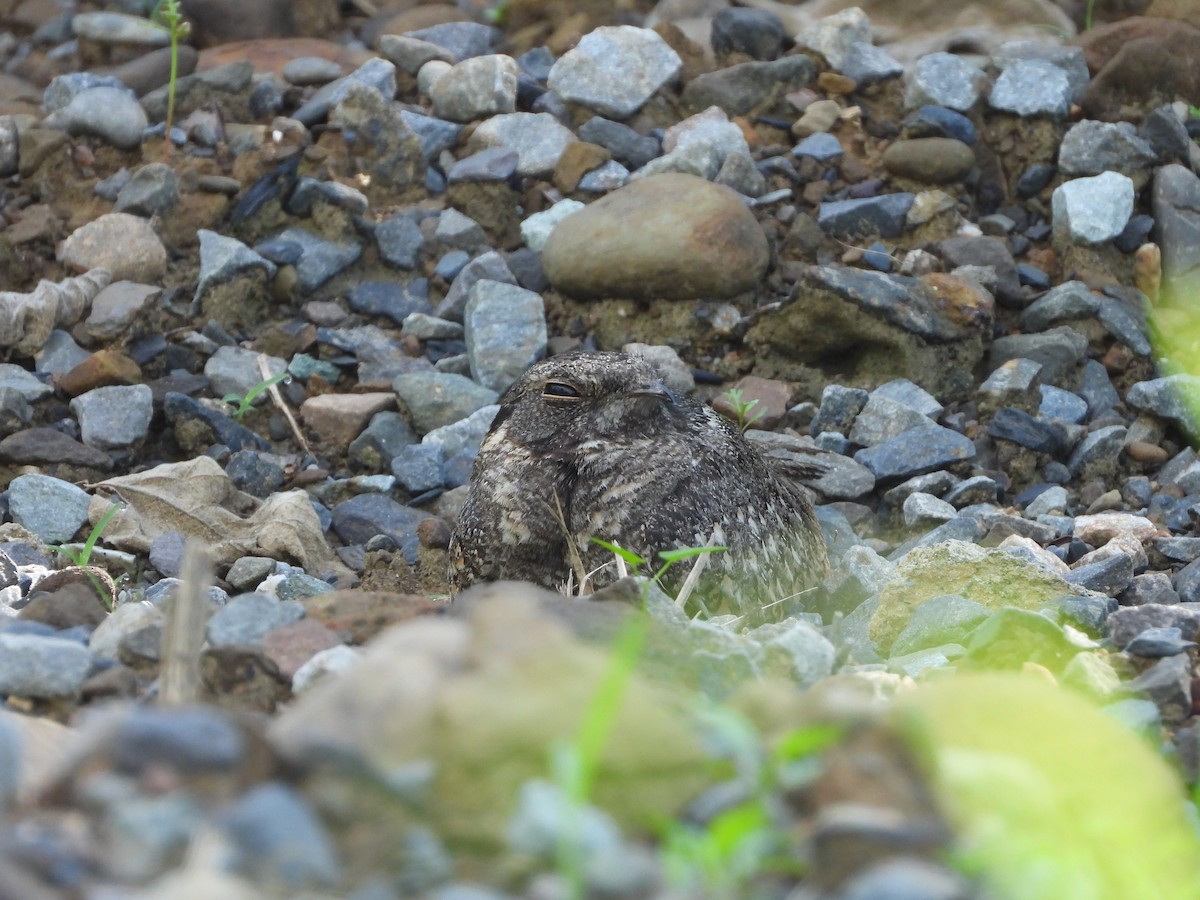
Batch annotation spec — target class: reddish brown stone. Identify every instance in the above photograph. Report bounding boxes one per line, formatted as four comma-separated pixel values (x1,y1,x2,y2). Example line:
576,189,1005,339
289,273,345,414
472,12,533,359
56,350,143,397
261,618,342,681
710,375,792,429
302,590,443,644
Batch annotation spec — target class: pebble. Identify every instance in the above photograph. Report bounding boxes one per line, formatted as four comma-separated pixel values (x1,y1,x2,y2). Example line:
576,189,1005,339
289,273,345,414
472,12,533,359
70,384,153,449
818,194,915,238
265,228,362,293
686,55,814,118
838,41,904,86
468,112,577,177
854,425,975,481
60,213,168,283
219,782,341,887
1058,120,1157,177
464,281,547,393
542,173,768,301
428,54,518,122
904,52,983,111
207,593,305,647
0,632,91,698
548,26,681,119
795,6,870,69
8,473,90,543
394,372,498,435
988,59,1071,118
992,39,1090,102
881,138,975,183
711,7,785,61
282,57,343,87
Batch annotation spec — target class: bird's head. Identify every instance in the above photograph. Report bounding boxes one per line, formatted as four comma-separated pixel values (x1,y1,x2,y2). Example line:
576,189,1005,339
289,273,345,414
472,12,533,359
494,351,682,451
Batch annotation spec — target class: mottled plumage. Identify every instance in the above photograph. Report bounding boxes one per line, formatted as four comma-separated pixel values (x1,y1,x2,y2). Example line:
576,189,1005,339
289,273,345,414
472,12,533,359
449,351,829,622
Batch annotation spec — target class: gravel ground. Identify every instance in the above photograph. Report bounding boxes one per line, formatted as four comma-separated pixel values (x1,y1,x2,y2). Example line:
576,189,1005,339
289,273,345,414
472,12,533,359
1,0,1200,897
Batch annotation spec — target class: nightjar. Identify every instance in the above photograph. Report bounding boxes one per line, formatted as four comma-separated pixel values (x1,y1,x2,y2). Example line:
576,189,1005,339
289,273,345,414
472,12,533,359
448,351,829,623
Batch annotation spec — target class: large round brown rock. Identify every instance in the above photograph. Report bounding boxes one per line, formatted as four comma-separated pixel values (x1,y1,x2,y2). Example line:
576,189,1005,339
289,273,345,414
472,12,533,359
541,173,769,300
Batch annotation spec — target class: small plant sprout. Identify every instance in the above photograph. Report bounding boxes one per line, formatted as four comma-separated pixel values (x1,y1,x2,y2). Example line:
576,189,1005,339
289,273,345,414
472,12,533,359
590,538,726,609
223,370,291,422
152,0,191,161
719,387,765,433
52,498,124,609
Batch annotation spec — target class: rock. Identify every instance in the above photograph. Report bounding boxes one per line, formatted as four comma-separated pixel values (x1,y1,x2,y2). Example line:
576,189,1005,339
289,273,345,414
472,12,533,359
988,59,1071,118
467,112,577,177
60,214,167,283
711,7,785,61
1153,164,1200,292
219,782,340,887
46,86,147,149
694,56,814,121
547,26,681,119
881,138,975,183
839,41,904,85
463,281,546,393
428,54,518,122
794,6,871,69
854,424,975,482
0,632,90,699
281,57,342,87
207,593,305,647
818,194,915,238
114,163,179,216
70,384,153,449
542,173,769,301
292,56,396,126
1058,120,1157,177
992,39,1090,102
904,52,983,111
262,228,362,294
8,473,90,543
393,372,498,435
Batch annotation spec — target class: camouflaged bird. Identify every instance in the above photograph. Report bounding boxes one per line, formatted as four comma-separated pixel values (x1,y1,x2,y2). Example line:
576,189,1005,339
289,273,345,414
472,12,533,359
448,351,829,623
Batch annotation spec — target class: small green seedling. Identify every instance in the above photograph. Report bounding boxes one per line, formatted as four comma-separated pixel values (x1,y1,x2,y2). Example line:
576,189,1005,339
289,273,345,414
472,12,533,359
719,388,765,433
52,499,123,609
223,370,290,422
152,0,191,161
589,538,726,608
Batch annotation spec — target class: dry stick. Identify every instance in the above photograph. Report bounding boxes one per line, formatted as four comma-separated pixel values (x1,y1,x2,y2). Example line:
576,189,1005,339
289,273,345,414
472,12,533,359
257,353,311,457
549,489,591,593
673,529,721,610
159,541,211,705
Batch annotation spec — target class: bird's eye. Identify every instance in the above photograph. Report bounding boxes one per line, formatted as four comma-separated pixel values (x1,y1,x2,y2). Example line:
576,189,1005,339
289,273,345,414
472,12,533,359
542,380,581,401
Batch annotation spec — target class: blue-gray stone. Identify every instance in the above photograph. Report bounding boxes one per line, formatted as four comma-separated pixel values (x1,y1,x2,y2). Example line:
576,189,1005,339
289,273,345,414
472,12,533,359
887,516,986,560
873,378,944,418
1052,594,1116,635
112,706,246,773
225,450,285,499
1058,119,1157,177
71,384,153,449
50,85,148,150
220,782,340,887
347,280,431,325
374,211,425,270
447,146,519,182
818,193,915,238
793,132,842,161
393,371,499,434
0,632,90,698
943,475,1000,506
399,110,463,162
464,281,547,393
988,327,1087,389
904,52,982,111
392,444,444,493
422,404,498,460
1124,626,1197,657
577,116,660,169
1065,553,1134,596
854,425,975,481
330,493,434,555
988,59,1070,118
810,384,868,436
838,857,972,900
1103,698,1162,735
711,7,785,60
548,25,682,119
992,40,1090,102
7,473,91,544
1038,385,1088,424
286,177,369,217
260,228,362,293
1126,653,1192,724
195,230,276,302
1127,375,1200,435
162,392,268,453
1052,172,1135,244
205,593,304,647
1067,424,1127,478
987,407,1065,454
406,22,500,62
1078,359,1120,417
114,162,179,216
43,72,131,111
839,41,903,86
1019,280,1097,332
292,57,396,126
903,104,976,144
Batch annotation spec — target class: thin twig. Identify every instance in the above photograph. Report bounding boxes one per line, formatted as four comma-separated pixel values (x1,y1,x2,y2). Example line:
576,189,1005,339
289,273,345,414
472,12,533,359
158,541,211,705
549,489,590,593
257,353,311,456
673,529,720,609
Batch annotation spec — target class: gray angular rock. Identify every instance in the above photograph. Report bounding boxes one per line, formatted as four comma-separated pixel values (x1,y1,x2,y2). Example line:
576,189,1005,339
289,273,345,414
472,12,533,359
854,424,975,481
467,112,577,177
71,384,153,449
904,52,983,111
266,227,362,293
1059,120,1157,177
114,163,179,216
681,55,814,117
548,26,681,119
464,281,547,393
8,473,90,543
393,372,499,435
818,194,915,239
989,59,1070,118
49,85,147,150
292,57,396,126
839,41,904,85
